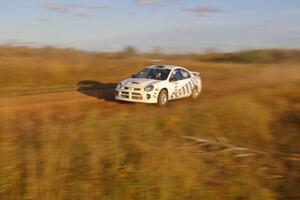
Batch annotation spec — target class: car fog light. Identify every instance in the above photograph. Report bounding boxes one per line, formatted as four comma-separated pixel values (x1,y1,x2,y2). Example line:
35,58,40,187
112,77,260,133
147,94,151,99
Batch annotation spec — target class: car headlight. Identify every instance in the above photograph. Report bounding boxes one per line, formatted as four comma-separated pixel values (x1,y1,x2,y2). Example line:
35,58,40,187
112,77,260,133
144,85,154,92
116,83,122,90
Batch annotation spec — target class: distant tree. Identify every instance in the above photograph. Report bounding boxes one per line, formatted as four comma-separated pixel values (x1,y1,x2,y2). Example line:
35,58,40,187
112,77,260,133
122,45,137,55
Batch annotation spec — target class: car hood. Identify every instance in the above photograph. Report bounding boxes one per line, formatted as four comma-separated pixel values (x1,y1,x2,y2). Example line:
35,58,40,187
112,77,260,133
121,78,161,88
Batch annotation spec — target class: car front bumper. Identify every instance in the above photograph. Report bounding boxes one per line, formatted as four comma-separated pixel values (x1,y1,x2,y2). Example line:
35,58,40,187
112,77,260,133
114,89,158,104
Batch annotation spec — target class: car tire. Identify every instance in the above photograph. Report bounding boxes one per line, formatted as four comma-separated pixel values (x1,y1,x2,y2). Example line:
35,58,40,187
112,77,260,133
191,87,200,99
157,89,168,106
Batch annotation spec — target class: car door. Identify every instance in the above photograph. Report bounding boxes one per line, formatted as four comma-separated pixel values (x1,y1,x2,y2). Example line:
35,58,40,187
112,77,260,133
168,69,182,99
176,68,193,98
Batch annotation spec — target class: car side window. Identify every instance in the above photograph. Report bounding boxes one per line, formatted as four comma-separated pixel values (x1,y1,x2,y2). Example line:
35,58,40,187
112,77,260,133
179,69,191,79
169,69,182,82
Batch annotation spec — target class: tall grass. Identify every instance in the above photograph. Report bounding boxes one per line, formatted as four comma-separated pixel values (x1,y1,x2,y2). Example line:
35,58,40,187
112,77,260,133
0,46,300,199
1,82,300,199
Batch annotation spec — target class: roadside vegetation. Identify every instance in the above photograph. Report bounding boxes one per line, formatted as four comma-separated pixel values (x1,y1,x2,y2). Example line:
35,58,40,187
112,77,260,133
1,46,300,96
0,46,299,199
198,49,300,63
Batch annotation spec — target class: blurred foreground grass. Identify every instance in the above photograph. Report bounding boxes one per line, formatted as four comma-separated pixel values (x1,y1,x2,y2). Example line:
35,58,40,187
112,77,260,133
0,46,300,199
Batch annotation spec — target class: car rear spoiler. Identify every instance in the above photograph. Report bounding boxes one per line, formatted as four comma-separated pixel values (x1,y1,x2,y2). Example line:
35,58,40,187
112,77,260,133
192,71,200,76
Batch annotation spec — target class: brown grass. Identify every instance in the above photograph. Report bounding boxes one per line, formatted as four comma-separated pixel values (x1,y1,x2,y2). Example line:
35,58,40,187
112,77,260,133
0,46,300,200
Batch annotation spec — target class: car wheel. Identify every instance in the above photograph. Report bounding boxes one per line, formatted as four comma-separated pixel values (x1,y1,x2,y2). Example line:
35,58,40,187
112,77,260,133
191,87,200,99
157,89,168,106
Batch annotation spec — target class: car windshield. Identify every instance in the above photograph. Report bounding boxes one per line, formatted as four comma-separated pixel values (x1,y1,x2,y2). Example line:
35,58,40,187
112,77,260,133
132,68,171,80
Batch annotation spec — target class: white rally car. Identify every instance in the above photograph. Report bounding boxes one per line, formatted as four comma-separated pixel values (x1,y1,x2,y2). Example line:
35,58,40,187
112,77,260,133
115,65,202,106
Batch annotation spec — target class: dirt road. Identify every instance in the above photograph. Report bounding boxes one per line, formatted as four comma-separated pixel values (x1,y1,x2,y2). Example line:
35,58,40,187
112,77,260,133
1,63,299,116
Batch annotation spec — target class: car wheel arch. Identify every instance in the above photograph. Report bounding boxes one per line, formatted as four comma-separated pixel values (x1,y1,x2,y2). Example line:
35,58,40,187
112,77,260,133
194,84,200,92
159,88,169,97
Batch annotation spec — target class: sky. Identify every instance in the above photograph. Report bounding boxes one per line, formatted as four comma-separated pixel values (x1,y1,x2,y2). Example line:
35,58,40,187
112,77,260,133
1,0,300,53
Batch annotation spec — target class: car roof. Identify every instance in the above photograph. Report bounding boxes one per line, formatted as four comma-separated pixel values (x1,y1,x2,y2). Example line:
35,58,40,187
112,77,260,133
146,65,182,70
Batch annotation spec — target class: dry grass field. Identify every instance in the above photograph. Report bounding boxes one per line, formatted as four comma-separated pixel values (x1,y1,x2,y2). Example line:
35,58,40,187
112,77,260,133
0,46,300,199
